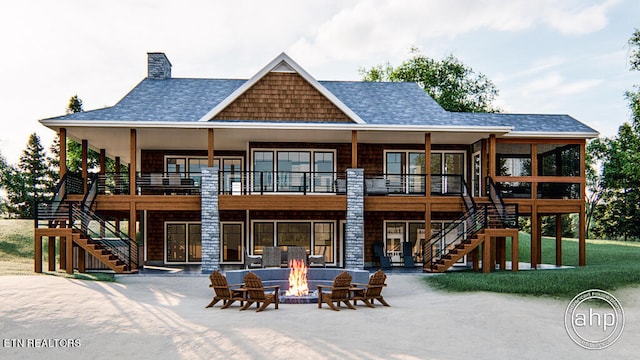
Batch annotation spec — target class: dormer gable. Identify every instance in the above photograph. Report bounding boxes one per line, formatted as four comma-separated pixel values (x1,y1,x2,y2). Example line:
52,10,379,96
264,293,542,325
199,53,364,124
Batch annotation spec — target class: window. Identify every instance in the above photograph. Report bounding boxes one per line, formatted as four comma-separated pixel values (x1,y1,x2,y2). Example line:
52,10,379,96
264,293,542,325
384,150,465,195
251,220,335,264
165,222,201,263
537,144,580,177
497,144,532,177
277,222,311,250
277,152,310,192
252,149,336,193
221,223,242,263
384,221,424,265
253,222,274,255
314,222,334,263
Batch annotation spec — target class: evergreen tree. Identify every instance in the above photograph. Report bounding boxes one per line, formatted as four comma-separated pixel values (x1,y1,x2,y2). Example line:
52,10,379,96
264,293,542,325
5,133,55,218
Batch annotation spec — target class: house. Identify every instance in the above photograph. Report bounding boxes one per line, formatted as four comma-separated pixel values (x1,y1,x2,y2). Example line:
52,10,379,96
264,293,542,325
34,52,598,274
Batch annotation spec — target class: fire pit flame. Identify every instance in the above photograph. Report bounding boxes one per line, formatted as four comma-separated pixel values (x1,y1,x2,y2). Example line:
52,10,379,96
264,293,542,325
284,259,309,296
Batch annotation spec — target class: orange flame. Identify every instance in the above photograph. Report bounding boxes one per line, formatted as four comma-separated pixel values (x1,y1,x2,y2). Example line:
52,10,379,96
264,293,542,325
285,259,309,296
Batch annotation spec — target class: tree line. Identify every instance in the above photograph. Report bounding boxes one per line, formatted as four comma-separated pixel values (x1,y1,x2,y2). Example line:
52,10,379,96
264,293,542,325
2,31,639,242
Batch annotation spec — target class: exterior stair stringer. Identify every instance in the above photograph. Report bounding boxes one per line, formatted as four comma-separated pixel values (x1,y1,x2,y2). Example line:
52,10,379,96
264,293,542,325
424,232,486,273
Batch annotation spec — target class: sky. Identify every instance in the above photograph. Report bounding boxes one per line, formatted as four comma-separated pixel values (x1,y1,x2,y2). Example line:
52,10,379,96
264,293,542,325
1,0,639,164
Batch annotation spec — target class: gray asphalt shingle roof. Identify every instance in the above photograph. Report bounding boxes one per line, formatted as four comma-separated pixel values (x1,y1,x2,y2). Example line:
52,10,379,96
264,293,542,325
45,77,598,135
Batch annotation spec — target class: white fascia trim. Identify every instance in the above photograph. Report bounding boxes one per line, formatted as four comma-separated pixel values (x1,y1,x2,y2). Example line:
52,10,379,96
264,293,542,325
39,119,514,133
196,52,366,124
503,131,600,139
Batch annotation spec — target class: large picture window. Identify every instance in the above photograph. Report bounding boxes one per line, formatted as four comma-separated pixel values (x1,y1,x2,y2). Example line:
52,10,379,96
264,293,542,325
252,149,336,193
385,150,465,194
251,220,335,264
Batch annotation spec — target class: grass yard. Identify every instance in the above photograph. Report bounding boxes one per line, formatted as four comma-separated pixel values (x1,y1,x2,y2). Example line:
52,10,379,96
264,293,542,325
425,232,640,298
0,219,114,281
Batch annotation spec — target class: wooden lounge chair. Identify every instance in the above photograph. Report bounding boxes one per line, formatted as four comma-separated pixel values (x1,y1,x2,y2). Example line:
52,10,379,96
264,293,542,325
350,270,390,308
240,272,280,312
317,271,355,311
205,271,245,309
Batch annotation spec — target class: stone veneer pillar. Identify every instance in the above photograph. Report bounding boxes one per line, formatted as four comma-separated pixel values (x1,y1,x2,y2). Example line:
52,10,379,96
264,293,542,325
345,168,364,269
201,167,220,273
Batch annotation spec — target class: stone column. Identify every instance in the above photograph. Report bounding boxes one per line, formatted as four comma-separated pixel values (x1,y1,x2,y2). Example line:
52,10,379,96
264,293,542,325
201,167,220,273
345,168,364,269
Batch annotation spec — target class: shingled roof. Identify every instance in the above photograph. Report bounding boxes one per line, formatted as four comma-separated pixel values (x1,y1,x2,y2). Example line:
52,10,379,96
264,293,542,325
42,53,598,137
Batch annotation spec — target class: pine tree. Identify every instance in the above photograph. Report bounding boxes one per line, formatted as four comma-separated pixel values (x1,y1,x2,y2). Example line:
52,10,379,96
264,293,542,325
8,133,55,218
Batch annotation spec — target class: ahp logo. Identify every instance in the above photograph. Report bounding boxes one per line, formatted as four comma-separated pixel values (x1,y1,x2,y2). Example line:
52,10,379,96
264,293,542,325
564,289,624,349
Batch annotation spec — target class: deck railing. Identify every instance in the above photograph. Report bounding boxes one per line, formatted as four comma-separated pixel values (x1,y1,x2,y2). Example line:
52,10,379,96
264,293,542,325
220,171,347,195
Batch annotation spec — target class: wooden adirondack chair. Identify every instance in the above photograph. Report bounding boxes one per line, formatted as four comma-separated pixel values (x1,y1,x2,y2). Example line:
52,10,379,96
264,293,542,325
317,271,355,311
205,271,245,309
240,272,280,312
350,270,390,308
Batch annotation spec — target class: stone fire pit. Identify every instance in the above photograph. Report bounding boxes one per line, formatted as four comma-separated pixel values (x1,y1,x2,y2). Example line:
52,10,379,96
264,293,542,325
224,268,370,304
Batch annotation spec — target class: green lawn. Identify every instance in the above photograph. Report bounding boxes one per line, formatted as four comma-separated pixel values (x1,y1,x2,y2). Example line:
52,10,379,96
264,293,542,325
0,219,114,281
425,232,640,298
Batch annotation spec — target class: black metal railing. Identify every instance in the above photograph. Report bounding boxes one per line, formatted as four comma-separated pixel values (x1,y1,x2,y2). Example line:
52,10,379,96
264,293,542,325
364,174,465,196
82,173,99,210
66,172,85,195
487,176,518,228
97,173,130,195
423,205,488,269
36,174,69,227
137,172,199,195
460,178,476,212
70,203,138,270
220,171,347,195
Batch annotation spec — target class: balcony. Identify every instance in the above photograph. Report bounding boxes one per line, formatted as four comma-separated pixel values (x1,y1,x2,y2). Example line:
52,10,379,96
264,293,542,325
91,172,467,197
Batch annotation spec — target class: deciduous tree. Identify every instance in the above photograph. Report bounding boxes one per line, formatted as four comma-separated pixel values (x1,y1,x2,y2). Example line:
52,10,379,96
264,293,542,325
360,48,499,112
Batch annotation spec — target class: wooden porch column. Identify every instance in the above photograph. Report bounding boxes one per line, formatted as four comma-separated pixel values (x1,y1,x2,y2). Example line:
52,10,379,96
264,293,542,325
556,215,563,266
99,149,106,174
59,128,67,178
531,211,538,269
208,128,215,167
129,129,137,196
66,234,74,274
488,135,496,178
579,205,586,266
81,139,88,193
34,235,43,273
48,236,56,271
115,156,121,194
351,130,358,168
579,141,587,266
482,235,491,273
511,234,519,272
425,133,431,198
59,236,66,270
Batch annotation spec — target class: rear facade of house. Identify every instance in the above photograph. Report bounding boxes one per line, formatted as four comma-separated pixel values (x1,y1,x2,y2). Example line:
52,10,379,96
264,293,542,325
34,52,598,274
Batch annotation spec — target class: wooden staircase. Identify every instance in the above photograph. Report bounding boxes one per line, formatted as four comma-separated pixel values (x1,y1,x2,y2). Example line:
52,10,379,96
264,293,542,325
72,231,136,274
424,232,485,273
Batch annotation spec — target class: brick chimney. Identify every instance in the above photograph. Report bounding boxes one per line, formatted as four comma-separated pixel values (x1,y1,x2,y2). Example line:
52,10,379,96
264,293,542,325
147,52,172,80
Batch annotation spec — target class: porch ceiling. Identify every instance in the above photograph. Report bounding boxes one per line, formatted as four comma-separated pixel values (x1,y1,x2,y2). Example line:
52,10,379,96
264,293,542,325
59,126,499,165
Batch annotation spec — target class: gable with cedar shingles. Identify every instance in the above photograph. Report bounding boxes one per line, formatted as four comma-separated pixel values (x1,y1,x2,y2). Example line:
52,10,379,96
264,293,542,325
212,72,354,122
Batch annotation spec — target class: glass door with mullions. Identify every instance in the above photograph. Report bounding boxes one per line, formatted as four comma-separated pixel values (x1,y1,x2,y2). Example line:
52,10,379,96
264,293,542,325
166,223,201,263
